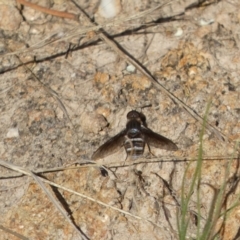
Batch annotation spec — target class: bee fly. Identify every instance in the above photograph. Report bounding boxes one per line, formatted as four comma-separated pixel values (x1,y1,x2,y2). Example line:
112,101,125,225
92,110,178,160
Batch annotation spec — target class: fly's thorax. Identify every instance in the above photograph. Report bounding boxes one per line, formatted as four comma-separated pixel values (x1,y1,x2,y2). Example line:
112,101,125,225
126,119,141,136
127,128,140,138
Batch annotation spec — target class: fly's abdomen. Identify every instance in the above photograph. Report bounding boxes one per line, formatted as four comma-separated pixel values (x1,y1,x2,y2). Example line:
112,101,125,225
124,137,145,158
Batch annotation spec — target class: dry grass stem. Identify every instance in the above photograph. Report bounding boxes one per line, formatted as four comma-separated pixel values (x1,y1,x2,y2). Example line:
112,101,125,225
3,2,176,57
16,0,78,21
30,173,88,240
14,55,72,125
2,155,238,179
70,0,227,143
0,224,29,240
0,159,176,235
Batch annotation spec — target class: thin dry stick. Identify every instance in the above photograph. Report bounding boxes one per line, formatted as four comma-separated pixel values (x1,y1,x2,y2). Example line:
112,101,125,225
33,155,240,174
2,155,239,179
0,224,29,240
3,3,180,57
30,172,88,240
71,0,227,143
14,55,72,125
16,0,78,21
0,159,178,236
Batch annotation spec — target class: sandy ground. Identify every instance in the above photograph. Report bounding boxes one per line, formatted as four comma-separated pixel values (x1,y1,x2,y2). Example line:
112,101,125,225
0,0,240,239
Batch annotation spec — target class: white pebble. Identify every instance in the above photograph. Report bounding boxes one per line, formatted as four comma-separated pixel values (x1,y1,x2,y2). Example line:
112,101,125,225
174,27,183,37
98,0,121,18
6,127,19,138
199,19,214,26
126,64,136,73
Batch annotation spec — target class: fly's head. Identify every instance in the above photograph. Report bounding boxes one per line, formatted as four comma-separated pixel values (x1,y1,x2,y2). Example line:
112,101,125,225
127,110,146,125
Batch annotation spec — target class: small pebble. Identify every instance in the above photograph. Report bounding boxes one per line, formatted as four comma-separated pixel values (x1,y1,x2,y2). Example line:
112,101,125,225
6,127,19,138
126,64,136,73
98,0,121,18
174,27,183,37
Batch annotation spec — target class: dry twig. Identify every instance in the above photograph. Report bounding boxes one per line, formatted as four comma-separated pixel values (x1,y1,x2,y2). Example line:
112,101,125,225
70,0,227,142
30,172,89,240
0,159,177,235
16,0,78,21
3,3,181,56
0,224,29,240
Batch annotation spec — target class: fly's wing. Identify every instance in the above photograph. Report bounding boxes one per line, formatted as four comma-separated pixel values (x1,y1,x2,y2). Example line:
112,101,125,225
92,129,127,160
141,126,178,151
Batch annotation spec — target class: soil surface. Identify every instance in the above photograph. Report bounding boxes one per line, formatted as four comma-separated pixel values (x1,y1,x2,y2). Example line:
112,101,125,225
0,0,240,239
